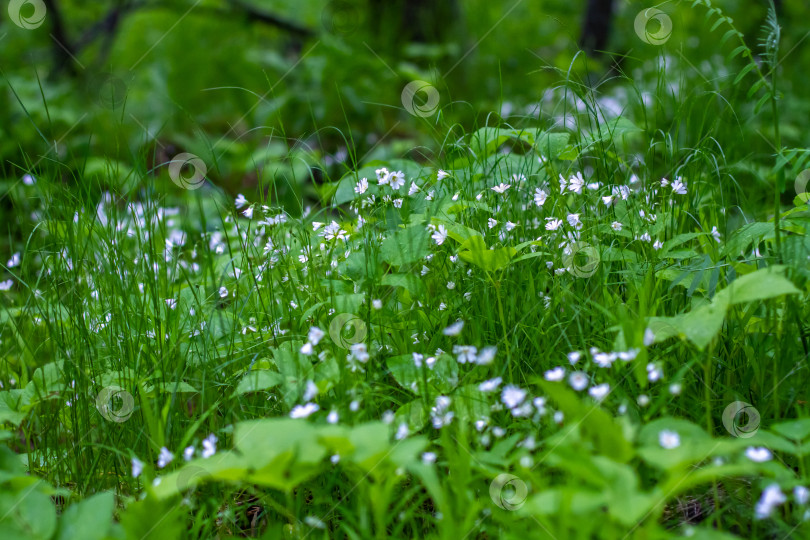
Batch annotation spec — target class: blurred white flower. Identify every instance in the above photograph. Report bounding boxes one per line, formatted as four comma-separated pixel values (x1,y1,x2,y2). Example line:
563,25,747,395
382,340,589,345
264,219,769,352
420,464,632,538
453,345,477,364
795,486,809,505
323,221,348,242
395,422,409,440
431,225,448,245
745,447,772,462
756,484,786,519
588,383,610,401
388,171,406,190
501,385,526,408
647,363,663,382
291,402,320,419
659,429,680,449
476,346,497,365
593,351,617,368
534,188,548,207
349,343,370,364
202,434,217,459
545,366,565,381
569,371,588,391
308,326,325,345
157,447,174,469
303,380,318,401
355,177,369,194
443,320,464,336
478,377,502,392
672,177,687,195
132,457,144,478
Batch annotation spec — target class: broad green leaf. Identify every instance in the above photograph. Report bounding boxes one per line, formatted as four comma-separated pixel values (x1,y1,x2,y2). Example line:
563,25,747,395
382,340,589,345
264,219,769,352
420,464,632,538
55,492,115,540
234,418,326,490
0,392,26,427
144,381,199,394
120,492,185,539
458,235,516,272
771,419,810,442
234,370,285,396
394,400,428,431
637,418,747,470
713,266,799,306
452,384,491,423
387,354,458,395
521,488,607,516
0,488,56,540
338,251,381,281
674,296,729,350
381,273,426,297
431,218,480,244
721,222,773,257
380,225,431,266
469,127,569,158
648,267,798,350
539,381,633,463
592,456,655,526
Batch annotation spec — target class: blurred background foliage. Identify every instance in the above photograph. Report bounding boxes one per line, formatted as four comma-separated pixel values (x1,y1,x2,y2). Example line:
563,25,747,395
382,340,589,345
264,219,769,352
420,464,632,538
0,0,808,206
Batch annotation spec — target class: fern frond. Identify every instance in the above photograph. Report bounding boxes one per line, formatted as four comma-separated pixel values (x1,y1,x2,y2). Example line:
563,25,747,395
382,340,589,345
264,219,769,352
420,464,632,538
757,0,781,71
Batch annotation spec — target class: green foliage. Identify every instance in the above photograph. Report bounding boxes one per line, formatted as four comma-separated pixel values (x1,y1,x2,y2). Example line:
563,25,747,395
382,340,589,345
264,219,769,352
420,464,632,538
2,0,810,538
